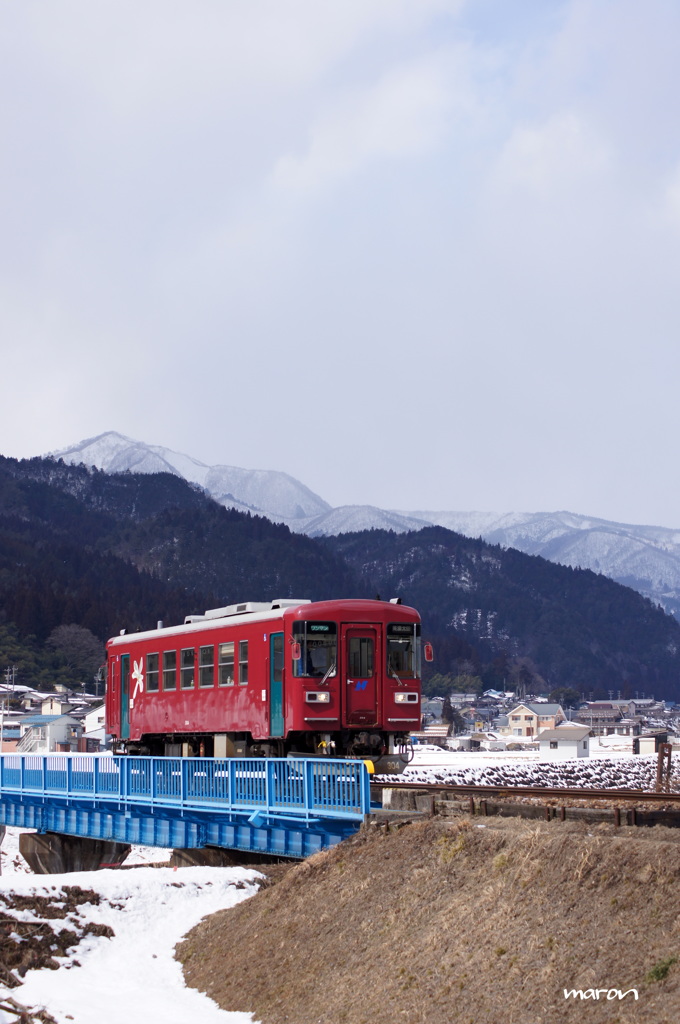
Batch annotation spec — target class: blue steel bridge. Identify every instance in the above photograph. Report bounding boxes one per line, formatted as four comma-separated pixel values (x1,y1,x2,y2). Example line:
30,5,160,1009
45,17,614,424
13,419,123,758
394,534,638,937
0,754,372,859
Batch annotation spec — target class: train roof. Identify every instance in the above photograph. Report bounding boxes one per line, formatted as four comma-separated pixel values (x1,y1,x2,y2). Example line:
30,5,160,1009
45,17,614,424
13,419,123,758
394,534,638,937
107,597,419,647
184,598,309,623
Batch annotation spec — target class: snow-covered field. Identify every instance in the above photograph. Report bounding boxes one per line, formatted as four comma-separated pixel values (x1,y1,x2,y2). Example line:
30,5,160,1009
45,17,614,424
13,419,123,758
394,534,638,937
393,745,679,790
0,829,261,1024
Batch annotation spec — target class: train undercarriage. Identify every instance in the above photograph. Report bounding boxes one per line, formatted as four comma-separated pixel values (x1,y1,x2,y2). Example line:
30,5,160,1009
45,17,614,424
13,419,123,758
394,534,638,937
114,729,415,773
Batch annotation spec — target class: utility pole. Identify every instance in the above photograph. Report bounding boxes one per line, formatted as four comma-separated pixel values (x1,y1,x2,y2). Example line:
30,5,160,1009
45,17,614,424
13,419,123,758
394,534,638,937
93,665,105,699
656,743,672,793
1,666,14,754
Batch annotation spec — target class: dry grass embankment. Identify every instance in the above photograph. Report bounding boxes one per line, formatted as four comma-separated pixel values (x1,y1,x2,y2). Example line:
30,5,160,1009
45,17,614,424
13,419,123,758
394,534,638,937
178,815,680,1024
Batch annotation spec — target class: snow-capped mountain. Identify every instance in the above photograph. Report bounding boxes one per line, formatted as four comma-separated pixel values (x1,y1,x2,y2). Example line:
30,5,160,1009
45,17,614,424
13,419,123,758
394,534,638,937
47,432,680,617
393,509,680,617
49,432,330,521
288,505,430,537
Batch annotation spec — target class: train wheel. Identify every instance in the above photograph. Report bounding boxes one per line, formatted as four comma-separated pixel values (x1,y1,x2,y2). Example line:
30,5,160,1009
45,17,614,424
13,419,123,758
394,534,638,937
398,738,415,763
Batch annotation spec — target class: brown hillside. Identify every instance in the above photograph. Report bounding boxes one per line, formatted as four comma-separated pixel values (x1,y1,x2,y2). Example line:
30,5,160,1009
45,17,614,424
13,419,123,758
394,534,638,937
178,816,680,1024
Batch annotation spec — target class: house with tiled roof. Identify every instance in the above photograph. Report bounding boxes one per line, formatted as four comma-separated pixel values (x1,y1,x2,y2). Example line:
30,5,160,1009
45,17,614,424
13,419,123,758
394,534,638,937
574,702,642,737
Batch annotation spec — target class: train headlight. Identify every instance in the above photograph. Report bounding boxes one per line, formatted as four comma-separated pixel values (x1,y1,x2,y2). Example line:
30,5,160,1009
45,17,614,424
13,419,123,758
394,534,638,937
305,691,331,703
395,692,419,703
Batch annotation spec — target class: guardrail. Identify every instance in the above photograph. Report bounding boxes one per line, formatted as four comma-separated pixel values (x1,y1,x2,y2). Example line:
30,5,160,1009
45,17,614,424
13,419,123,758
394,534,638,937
0,754,370,823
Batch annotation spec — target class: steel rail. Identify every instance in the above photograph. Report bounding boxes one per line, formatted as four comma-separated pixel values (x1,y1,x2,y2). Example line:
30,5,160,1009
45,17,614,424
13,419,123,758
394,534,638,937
373,781,680,803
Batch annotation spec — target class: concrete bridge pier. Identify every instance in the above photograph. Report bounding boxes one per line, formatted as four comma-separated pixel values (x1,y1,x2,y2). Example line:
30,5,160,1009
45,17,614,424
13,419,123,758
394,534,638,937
170,846,242,868
169,845,294,868
19,832,131,874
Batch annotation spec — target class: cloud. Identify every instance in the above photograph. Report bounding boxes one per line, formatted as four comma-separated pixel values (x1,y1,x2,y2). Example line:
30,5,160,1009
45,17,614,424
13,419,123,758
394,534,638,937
271,58,453,195
4,1,461,115
491,111,610,199
664,163,680,229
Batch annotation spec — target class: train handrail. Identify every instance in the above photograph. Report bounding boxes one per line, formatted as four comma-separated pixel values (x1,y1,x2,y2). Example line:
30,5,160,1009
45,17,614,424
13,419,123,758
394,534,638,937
0,753,371,822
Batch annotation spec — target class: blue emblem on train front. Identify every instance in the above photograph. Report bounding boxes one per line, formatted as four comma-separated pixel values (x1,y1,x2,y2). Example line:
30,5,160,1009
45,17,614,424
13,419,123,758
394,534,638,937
354,679,368,691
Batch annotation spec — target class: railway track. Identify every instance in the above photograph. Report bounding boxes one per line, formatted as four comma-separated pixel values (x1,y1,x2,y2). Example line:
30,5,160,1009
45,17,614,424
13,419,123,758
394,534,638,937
369,780,680,829
373,780,680,803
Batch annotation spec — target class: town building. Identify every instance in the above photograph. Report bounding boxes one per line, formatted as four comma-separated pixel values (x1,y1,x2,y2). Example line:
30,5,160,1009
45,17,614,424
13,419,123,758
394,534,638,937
16,714,83,753
574,702,642,737
538,726,591,759
499,703,565,738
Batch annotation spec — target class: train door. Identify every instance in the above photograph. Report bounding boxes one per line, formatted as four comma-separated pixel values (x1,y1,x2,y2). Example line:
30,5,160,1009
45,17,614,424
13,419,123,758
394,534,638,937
270,633,284,737
342,624,379,726
120,654,130,740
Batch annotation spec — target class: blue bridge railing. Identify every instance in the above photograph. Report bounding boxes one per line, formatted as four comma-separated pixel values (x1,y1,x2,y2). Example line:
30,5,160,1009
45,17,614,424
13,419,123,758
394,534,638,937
0,754,371,824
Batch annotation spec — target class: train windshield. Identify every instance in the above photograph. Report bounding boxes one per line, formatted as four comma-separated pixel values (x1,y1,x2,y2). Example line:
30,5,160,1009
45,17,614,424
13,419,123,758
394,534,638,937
292,621,337,678
386,622,421,679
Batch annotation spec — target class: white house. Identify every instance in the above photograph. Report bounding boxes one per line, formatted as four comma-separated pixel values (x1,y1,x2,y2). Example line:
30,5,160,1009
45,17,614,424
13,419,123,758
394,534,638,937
538,725,591,759
17,714,83,753
82,703,105,734
80,703,107,751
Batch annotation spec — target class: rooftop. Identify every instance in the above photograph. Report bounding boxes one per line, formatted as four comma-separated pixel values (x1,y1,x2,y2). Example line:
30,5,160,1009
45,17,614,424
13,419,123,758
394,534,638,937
538,726,591,742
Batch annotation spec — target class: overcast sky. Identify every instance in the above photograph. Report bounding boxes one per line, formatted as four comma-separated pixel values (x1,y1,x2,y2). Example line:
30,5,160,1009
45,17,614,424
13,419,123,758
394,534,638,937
2,1,679,525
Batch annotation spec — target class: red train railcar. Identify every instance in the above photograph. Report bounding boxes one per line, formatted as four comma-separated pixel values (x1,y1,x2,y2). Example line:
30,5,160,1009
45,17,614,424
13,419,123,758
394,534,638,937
105,597,429,772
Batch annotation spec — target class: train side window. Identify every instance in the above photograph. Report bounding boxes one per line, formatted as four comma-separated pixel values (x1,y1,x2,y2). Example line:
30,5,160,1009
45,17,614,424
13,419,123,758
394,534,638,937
146,653,159,692
181,648,195,689
163,650,177,690
218,642,235,686
238,640,249,685
199,645,214,687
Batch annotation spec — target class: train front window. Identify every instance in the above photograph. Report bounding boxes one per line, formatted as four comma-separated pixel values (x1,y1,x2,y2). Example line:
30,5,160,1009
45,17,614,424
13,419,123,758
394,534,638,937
386,623,421,679
292,622,337,678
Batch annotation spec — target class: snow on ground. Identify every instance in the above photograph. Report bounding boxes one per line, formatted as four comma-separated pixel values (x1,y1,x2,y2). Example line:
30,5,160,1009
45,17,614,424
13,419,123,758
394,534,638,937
0,829,261,1024
390,747,678,790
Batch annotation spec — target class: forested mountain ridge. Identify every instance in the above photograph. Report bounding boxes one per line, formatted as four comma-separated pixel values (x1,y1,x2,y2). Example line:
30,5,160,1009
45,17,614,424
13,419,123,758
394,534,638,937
0,455,360,640
2,454,680,700
322,528,680,700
